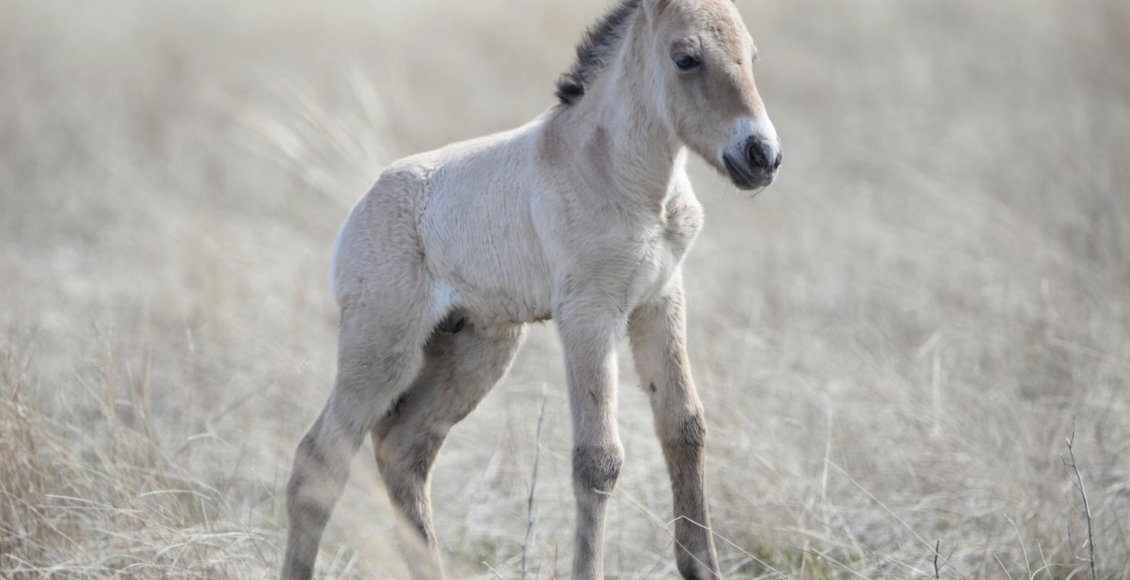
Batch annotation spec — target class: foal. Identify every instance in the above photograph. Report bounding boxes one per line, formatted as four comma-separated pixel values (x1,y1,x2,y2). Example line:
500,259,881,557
282,0,780,578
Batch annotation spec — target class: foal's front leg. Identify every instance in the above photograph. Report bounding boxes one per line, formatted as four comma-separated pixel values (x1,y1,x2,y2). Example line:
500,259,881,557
629,283,720,579
557,311,624,580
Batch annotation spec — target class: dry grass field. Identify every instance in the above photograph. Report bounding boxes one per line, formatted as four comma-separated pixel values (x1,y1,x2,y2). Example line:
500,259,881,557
2,0,1129,577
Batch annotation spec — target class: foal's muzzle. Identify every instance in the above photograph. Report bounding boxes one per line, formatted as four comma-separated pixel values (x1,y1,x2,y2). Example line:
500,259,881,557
724,136,781,190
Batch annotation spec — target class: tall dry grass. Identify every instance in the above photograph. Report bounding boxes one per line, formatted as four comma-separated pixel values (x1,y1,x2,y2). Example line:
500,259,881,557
2,0,1128,577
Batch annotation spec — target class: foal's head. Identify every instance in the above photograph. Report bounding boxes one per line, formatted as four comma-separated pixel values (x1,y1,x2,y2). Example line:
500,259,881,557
644,0,781,190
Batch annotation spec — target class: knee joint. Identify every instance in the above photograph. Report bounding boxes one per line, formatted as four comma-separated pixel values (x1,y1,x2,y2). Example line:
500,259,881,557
666,412,707,451
573,444,624,493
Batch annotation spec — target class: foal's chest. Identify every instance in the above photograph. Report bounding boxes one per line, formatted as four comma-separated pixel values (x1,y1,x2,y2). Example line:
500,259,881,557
626,198,704,307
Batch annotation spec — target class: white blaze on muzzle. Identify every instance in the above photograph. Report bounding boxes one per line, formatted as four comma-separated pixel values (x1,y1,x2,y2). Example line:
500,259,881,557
721,114,781,189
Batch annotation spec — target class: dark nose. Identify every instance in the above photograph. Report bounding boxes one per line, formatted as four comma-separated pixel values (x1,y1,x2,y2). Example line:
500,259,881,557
745,137,781,172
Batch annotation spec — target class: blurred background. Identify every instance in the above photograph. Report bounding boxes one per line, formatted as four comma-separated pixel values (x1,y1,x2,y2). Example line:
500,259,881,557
2,0,1128,577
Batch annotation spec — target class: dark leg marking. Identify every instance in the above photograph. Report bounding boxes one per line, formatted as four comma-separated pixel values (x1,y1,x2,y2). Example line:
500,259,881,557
573,445,624,493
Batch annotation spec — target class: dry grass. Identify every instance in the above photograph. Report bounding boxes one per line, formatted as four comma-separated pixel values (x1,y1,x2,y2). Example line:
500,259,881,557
2,0,1129,577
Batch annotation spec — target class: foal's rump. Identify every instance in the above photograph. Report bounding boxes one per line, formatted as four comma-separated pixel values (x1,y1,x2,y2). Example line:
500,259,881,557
329,163,432,309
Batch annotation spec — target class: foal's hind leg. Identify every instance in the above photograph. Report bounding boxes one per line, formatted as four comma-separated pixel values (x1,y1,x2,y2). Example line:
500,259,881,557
372,318,524,579
283,290,439,580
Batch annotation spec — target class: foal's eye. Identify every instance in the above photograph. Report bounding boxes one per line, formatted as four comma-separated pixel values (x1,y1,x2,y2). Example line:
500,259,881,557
674,54,701,71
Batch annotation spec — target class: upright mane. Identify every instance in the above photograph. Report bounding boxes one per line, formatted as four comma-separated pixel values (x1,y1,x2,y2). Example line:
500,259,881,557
555,0,641,105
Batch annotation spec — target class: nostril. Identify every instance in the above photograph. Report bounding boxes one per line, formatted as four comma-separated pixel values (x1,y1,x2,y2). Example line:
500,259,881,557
745,138,768,169
771,152,782,171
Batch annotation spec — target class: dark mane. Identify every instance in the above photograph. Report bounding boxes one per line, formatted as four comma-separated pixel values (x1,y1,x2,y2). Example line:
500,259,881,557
555,0,641,105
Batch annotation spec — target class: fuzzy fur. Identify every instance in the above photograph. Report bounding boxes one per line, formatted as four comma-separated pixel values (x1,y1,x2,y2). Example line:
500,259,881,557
283,1,780,578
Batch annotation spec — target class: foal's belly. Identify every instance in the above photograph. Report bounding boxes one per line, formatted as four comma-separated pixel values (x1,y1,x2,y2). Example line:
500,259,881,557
454,268,555,326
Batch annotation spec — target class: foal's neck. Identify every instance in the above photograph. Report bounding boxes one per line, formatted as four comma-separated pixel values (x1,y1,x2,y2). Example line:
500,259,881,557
571,14,684,210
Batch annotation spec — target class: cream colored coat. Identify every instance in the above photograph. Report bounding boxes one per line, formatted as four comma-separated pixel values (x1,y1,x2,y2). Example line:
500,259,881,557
284,1,780,578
